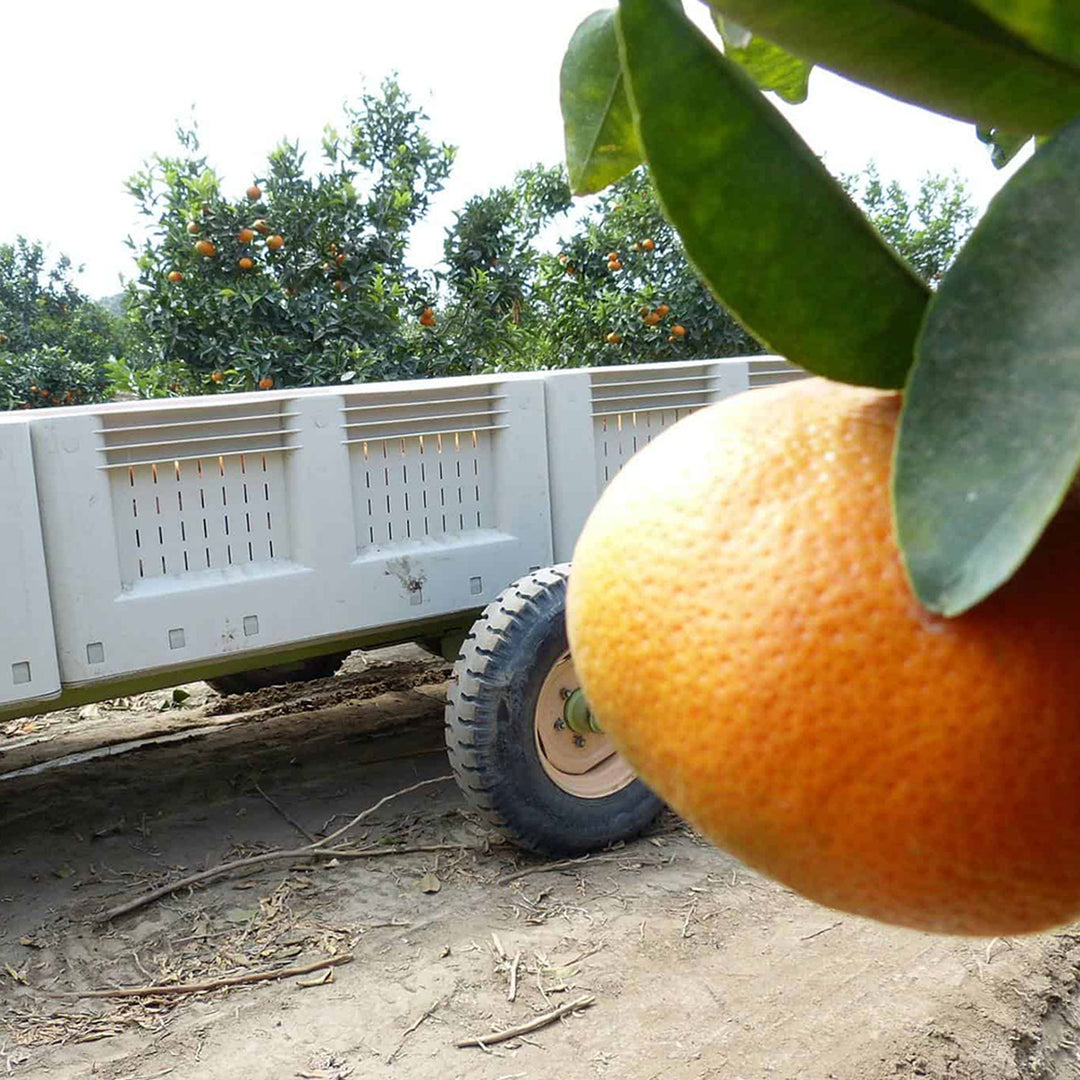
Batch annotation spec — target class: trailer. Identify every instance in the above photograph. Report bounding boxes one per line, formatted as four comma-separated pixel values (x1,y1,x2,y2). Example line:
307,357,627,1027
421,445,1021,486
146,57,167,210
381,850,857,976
0,356,805,853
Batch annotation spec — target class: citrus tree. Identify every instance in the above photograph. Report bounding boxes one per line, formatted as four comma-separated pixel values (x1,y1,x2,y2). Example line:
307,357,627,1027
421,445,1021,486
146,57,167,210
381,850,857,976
527,166,763,368
124,78,455,392
839,165,977,285
436,159,972,374
437,163,766,371
0,238,121,408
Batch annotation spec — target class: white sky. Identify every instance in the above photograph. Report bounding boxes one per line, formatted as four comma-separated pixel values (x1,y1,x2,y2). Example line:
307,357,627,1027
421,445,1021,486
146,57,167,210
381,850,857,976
0,1,1029,300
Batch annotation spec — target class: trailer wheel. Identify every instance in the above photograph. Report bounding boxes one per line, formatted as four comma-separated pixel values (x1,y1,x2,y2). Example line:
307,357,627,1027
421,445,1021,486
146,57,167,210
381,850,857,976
205,651,350,696
446,565,662,855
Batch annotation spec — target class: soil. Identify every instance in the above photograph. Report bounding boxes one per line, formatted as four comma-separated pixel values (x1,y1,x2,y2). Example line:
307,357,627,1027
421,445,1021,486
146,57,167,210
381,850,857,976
1,647,1079,1079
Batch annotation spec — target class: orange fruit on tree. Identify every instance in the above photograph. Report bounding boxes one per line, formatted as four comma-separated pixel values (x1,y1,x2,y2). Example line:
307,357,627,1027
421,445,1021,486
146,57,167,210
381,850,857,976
195,240,216,257
641,237,656,251
670,323,686,338
167,270,184,283
607,259,623,271
606,251,619,261
336,252,346,265
237,227,255,244
258,376,274,390
266,234,284,251
210,371,224,383
567,377,1080,936
186,221,200,235
253,219,270,234
246,184,262,201
655,303,671,318
238,257,254,271
419,306,436,327
0,332,7,344
643,312,661,326
335,279,348,293
605,331,622,344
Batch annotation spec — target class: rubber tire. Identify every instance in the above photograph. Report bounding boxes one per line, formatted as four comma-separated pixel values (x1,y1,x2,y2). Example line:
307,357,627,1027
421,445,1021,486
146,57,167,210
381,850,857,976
205,651,350,696
445,564,663,855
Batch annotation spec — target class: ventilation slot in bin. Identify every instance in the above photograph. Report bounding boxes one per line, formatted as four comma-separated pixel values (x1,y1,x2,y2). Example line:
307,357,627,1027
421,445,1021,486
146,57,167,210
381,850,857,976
99,403,297,588
591,365,716,492
343,387,506,550
748,357,811,388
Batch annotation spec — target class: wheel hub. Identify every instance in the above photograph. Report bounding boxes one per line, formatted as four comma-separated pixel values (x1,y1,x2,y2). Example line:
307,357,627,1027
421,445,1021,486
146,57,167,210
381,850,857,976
534,651,636,799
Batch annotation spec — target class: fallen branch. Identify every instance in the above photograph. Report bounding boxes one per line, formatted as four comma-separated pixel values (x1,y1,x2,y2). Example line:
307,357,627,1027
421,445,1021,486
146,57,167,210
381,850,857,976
455,994,596,1048
43,953,352,1000
97,776,453,922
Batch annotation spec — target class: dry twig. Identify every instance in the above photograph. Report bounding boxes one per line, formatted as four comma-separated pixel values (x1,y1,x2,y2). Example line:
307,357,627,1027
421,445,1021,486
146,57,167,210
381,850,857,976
507,953,521,1002
254,780,316,843
43,953,352,1000
497,852,670,886
98,776,453,921
455,994,596,1048
387,1000,440,1064
800,920,843,942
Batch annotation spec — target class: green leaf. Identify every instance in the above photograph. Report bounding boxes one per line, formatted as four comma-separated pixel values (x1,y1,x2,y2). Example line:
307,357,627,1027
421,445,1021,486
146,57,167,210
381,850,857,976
561,10,643,195
705,0,1080,134
618,0,929,388
969,0,1080,67
713,14,813,103
975,126,1032,168
895,119,1080,615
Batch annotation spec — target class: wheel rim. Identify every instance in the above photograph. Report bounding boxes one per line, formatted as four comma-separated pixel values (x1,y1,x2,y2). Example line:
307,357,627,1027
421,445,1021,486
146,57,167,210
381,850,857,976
534,650,637,799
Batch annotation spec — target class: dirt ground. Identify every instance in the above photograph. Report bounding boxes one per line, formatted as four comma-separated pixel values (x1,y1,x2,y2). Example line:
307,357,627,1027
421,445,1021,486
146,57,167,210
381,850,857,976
2,648,1079,1080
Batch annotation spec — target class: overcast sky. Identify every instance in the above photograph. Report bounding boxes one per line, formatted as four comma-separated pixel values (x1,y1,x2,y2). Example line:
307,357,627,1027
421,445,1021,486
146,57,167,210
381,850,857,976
1,0,1029,299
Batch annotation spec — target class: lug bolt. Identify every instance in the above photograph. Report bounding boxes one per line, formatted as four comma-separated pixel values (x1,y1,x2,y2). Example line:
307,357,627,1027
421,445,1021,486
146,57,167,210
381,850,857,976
573,735,586,748
554,717,566,730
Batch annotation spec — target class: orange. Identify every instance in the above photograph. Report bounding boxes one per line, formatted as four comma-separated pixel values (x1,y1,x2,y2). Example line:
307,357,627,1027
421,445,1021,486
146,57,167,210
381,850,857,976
238,257,254,271
266,234,284,251
167,270,183,283
605,331,622,344
253,219,270,234
641,237,655,251
238,227,255,244
419,307,436,327
246,184,262,201
607,259,622,271
210,371,224,383
195,240,216,257
258,376,274,390
606,251,619,261
186,222,200,235
655,303,671,318
0,332,7,344
643,312,661,327
567,377,1080,936
670,324,686,338
335,279,348,293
